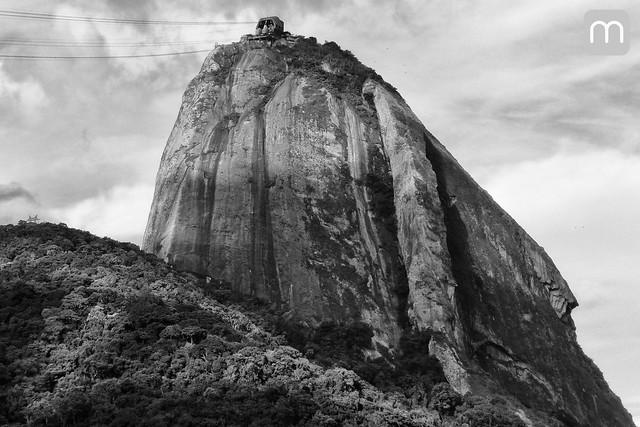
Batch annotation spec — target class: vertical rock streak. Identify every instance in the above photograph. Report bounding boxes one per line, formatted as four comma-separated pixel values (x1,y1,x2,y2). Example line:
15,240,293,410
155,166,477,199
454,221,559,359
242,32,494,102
250,108,279,301
201,122,229,274
421,130,477,354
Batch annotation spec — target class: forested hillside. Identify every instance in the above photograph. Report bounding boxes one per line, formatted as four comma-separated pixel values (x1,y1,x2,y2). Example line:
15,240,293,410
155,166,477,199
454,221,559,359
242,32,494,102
0,223,527,426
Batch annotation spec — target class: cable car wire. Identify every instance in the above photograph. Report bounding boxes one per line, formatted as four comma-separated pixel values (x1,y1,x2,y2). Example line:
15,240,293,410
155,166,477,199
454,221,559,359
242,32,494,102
0,9,250,59
0,39,216,47
0,49,212,60
0,9,255,26
0,37,220,44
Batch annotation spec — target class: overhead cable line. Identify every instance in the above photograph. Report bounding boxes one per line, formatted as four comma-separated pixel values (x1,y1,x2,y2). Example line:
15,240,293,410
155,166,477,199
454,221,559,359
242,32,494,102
0,39,216,47
0,9,254,25
0,49,211,59
0,36,223,44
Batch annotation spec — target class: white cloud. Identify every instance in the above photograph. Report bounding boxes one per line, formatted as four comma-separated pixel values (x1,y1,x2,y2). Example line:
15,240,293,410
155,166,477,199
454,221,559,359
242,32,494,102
49,184,154,245
0,197,39,224
483,149,640,276
0,64,48,115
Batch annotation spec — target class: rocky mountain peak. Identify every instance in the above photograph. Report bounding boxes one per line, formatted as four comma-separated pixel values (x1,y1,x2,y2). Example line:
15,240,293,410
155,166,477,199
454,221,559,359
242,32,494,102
142,37,634,426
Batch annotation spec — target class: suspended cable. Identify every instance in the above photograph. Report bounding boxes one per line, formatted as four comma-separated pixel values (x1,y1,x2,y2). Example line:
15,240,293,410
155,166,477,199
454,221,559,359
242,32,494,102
0,39,215,47
0,49,211,59
0,9,255,26
0,36,222,43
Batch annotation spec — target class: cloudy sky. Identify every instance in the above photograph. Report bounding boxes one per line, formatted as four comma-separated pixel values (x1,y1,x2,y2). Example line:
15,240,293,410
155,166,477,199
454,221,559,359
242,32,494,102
0,0,638,421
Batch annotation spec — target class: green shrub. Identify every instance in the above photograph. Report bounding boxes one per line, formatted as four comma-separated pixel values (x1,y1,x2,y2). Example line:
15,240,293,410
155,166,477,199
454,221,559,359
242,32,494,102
455,395,526,427
275,38,399,120
428,382,462,415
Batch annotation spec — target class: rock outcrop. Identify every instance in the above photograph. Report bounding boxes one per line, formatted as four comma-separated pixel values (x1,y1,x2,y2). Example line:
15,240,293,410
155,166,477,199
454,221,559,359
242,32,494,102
143,38,634,426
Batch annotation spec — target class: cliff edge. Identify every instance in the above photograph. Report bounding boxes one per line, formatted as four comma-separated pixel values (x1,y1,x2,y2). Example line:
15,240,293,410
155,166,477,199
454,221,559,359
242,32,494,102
143,37,634,426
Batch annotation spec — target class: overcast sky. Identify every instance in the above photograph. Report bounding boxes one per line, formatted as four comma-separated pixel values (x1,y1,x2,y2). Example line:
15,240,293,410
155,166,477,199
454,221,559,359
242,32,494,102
0,0,638,421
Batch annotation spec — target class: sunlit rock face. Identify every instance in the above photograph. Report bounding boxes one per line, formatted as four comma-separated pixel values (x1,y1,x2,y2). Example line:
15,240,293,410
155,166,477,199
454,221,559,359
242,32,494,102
144,38,634,426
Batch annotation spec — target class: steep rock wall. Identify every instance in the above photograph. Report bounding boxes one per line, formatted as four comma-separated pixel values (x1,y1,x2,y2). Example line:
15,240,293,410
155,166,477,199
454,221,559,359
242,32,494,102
144,40,634,427
364,80,632,426
144,44,408,350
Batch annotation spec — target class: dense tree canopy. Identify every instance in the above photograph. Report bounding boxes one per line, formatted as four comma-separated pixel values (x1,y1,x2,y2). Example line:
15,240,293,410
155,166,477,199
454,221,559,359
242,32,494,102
0,223,525,426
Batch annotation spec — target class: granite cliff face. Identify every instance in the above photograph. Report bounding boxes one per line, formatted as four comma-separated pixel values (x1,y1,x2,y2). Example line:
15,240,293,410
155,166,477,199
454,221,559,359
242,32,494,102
143,38,634,426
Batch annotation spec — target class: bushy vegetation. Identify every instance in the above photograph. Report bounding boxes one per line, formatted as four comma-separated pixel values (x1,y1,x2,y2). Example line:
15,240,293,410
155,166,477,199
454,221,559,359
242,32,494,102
428,383,462,415
364,141,397,236
275,38,398,119
0,223,443,426
454,395,527,427
204,288,447,408
0,223,536,425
